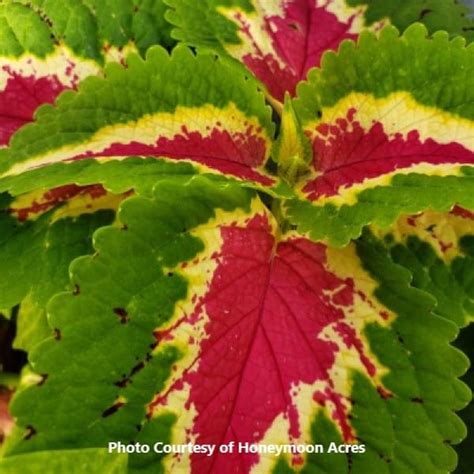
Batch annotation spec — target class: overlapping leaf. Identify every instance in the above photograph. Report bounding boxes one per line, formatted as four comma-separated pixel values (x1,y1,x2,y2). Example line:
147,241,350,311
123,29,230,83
165,0,474,101
0,183,125,451
8,0,176,57
369,207,474,471
0,159,195,348
371,208,474,328
165,0,383,101
0,158,199,456
284,24,474,246
1,176,468,474
0,158,197,199
0,4,474,473
0,159,200,353
0,184,128,377
349,0,474,41
0,1,173,146
0,45,275,186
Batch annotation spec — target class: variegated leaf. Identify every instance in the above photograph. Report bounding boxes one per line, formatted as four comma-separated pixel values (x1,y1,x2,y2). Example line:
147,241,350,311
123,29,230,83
0,1,174,146
371,208,474,327
2,176,468,474
0,45,276,186
165,0,474,101
285,25,474,246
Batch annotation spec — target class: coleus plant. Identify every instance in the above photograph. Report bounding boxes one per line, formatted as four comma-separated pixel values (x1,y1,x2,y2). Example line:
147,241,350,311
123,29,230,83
0,0,474,473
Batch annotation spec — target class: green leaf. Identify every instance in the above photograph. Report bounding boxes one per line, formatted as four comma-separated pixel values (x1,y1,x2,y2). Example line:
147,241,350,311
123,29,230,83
0,448,127,474
132,0,175,51
0,210,51,311
0,158,197,198
3,0,175,61
348,0,474,41
0,3,54,57
14,211,115,353
0,190,116,310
